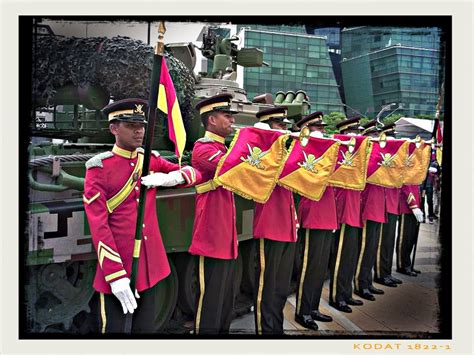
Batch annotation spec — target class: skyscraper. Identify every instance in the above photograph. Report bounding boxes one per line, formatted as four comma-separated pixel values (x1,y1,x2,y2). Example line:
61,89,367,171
341,26,442,118
238,25,344,114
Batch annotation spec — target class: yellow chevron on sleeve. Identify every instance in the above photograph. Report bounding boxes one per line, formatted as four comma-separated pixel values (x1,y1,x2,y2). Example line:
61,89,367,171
407,193,416,204
83,192,101,205
97,241,123,268
105,270,127,282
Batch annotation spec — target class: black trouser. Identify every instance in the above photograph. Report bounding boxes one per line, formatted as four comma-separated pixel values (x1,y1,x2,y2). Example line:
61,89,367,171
296,229,334,316
194,256,236,335
421,186,434,219
375,213,398,279
354,220,381,292
396,213,420,270
329,224,361,303
254,238,296,335
98,280,163,334
425,186,434,218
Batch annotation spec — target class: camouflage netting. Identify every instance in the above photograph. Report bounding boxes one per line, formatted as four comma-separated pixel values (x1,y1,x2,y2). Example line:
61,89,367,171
32,35,196,124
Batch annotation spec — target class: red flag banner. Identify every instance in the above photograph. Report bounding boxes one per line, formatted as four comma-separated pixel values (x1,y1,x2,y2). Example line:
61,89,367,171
278,136,340,201
157,58,186,166
403,140,432,185
328,135,372,190
436,122,443,166
215,127,290,203
366,139,409,188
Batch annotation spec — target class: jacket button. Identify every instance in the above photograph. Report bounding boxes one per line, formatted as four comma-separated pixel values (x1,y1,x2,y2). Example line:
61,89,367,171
144,236,148,240
135,186,139,191
136,198,140,203
131,162,135,167
142,224,145,228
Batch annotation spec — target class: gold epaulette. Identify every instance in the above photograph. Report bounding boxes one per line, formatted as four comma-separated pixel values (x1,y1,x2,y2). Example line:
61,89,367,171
195,179,220,194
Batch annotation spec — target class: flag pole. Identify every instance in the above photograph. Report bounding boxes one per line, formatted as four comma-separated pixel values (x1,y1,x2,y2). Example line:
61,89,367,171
124,21,166,333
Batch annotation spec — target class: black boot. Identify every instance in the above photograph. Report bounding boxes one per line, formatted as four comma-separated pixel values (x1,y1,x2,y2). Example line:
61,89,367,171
295,314,319,330
310,310,333,322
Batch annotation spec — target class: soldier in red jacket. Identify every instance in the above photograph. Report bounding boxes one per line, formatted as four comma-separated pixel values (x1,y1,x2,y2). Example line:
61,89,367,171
354,121,387,301
292,112,336,330
374,124,403,287
188,93,238,335
83,98,198,333
329,117,365,313
251,107,299,334
396,184,424,276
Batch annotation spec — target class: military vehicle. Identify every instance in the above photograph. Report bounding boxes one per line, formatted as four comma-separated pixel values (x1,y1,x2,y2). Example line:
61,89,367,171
25,23,310,333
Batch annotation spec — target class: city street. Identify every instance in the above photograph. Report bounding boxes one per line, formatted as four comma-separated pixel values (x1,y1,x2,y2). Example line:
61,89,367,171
230,220,441,336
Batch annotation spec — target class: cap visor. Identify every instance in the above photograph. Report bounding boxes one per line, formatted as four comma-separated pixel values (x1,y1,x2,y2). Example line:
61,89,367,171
111,117,147,124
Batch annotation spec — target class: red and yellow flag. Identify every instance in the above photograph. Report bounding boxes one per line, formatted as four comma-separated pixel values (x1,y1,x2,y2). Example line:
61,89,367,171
403,141,431,185
157,58,186,166
278,136,340,201
215,127,290,203
436,122,443,166
328,135,372,190
366,139,409,188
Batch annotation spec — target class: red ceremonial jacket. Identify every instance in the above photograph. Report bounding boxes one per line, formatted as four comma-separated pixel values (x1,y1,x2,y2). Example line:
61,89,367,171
385,187,400,215
298,186,338,230
399,185,421,214
334,187,363,228
361,184,387,224
189,132,238,260
253,185,298,242
84,145,199,294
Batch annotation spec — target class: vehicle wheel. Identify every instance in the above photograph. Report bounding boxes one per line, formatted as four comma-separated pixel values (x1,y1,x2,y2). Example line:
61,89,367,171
24,260,96,333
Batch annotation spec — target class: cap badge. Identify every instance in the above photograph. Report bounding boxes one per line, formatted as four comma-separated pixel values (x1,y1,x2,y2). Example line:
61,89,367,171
134,104,144,115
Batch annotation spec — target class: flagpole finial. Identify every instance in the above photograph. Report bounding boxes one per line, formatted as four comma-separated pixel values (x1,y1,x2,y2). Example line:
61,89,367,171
156,21,166,55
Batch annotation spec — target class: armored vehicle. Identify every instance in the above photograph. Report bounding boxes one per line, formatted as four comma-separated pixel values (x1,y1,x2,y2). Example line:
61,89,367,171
25,23,310,333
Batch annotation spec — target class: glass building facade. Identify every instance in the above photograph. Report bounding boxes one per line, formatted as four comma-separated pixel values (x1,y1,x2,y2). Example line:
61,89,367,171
312,27,345,102
341,26,442,117
238,25,344,114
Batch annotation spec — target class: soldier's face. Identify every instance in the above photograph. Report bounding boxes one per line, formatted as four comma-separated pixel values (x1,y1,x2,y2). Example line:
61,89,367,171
208,111,235,137
269,121,287,130
110,122,145,151
308,125,325,134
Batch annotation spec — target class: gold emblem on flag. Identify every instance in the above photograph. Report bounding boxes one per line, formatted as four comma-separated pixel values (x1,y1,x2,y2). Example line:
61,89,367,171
339,150,356,166
297,151,322,173
240,144,270,170
404,153,415,168
379,153,398,168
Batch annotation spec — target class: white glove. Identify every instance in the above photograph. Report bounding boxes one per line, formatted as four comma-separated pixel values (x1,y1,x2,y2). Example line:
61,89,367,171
429,167,438,174
309,130,324,138
412,208,424,223
255,121,290,133
141,170,185,187
254,121,271,130
110,278,138,314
